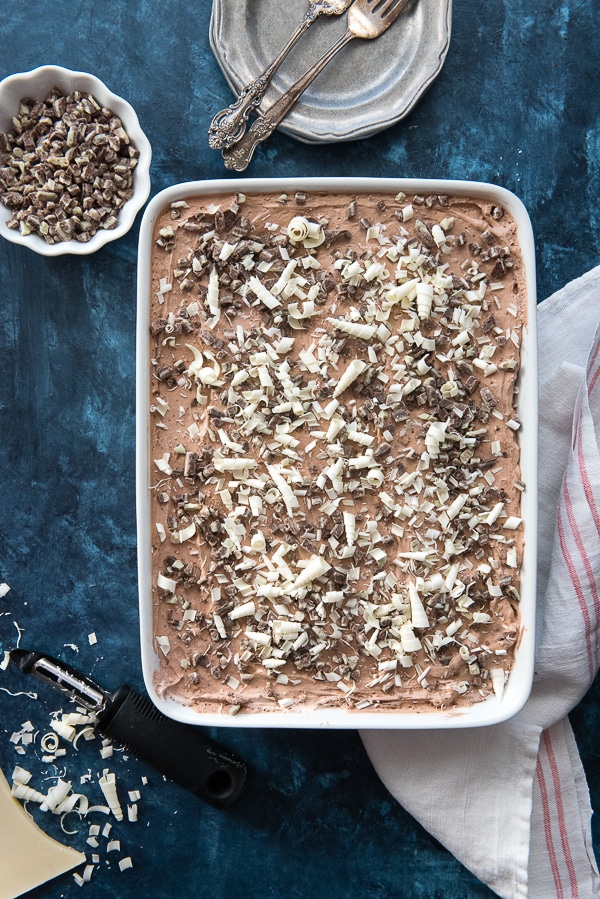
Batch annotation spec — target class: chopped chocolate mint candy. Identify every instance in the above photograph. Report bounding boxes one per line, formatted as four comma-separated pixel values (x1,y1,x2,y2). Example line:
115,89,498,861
465,375,481,394
481,387,500,407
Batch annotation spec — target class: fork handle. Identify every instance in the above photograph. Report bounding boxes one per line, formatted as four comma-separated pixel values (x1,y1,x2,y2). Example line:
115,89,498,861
208,9,320,151
222,29,355,172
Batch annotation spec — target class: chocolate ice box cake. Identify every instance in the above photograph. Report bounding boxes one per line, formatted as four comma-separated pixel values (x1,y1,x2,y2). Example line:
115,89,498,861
136,177,537,729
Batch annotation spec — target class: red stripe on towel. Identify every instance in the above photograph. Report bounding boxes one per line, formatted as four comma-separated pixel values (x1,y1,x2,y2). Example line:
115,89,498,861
536,748,564,898
563,477,600,663
543,729,580,898
576,409,600,541
557,504,595,682
586,329,600,393
587,351,600,396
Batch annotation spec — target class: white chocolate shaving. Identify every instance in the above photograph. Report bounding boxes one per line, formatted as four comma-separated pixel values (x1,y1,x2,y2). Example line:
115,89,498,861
248,276,281,309
98,772,123,821
288,555,331,592
333,359,368,398
328,318,377,340
287,216,325,248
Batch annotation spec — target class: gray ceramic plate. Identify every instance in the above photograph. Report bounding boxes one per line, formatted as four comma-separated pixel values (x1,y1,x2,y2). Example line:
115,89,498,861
209,0,452,144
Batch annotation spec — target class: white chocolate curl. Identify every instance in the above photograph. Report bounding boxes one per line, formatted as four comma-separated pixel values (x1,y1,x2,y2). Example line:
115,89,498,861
287,216,325,248
425,420,448,457
250,530,266,552
248,276,281,309
40,779,72,812
365,468,384,488
343,511,356,547
206,266,220,324
400,622,422,653
11,782,46,804
267,465,299,515
416,281,434,319
229,601,256,620
99,772,124,821
490,668,505,701
333,359,368,397
408,583,430,629
288,555,331,592
383,278,419,310
185,344,221,385
328,318,377,340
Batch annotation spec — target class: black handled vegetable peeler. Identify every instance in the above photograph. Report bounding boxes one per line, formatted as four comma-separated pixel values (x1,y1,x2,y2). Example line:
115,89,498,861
10,648,248,810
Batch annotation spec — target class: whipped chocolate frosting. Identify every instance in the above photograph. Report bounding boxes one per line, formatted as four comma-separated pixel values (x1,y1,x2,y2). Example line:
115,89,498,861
146,188,527,716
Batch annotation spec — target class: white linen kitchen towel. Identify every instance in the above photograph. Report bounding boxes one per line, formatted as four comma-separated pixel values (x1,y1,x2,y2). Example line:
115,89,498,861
361,265,600,899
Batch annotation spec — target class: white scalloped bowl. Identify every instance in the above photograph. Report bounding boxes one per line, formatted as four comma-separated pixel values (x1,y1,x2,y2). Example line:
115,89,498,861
0,65,152,256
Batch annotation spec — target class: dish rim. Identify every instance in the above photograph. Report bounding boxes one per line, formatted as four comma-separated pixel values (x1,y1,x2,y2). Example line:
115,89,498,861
136,176,538,729
0,64,152,256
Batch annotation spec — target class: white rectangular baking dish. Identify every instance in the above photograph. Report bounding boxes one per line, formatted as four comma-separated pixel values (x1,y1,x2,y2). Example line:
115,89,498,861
136,177,537,729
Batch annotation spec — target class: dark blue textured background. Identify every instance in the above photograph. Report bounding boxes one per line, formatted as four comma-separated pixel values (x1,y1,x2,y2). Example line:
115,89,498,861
0,2,599,897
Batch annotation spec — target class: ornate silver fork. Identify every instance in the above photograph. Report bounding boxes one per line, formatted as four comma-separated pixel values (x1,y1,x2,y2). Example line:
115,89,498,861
222,0,413,172
208,0,354,150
